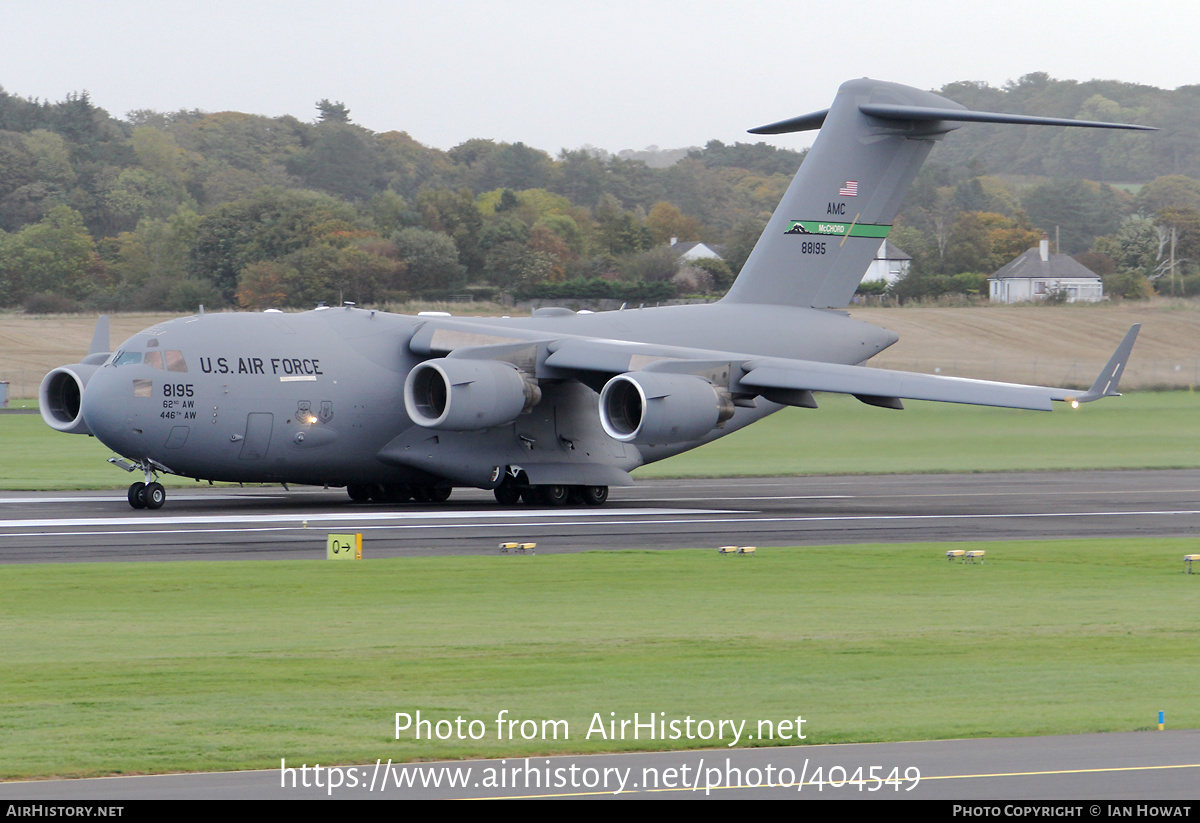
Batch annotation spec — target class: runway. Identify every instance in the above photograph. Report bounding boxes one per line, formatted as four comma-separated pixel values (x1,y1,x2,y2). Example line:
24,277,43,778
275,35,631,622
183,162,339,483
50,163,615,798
2,469,1199,563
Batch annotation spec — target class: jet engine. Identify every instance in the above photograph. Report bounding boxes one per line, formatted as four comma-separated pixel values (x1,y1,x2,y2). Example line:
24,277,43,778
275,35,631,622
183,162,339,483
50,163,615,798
599,372,734,445
39,359,104,435
404,358,541,431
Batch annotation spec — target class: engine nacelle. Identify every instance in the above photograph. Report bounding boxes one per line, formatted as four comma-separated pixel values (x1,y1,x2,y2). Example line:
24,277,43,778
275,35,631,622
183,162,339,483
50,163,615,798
599,372,734,445
404,358,541,431
40,363,100,435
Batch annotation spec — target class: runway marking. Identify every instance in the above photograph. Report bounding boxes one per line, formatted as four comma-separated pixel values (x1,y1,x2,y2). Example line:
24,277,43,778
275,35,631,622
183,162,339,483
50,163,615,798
5,508,1200,540
648,488,1200,500
0,494,287,505
0,507,735,530
647,496,852,501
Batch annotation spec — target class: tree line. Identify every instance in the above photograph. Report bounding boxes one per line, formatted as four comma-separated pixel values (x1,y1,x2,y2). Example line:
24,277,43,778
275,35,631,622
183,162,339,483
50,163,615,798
1,74,1199,313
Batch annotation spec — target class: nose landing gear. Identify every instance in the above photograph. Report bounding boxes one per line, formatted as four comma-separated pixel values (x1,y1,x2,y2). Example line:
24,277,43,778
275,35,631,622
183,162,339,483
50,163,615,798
110,457,172,510
127,480,166,510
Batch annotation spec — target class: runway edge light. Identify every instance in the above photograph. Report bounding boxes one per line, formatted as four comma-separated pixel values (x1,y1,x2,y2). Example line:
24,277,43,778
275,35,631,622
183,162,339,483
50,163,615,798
327,533,362,560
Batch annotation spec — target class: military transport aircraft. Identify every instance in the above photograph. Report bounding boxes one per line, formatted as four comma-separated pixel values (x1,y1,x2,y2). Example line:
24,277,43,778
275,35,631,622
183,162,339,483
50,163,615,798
40,78,1149,510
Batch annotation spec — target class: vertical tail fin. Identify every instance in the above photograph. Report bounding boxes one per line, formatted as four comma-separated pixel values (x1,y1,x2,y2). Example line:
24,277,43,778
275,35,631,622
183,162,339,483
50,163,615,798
723,78,1156,309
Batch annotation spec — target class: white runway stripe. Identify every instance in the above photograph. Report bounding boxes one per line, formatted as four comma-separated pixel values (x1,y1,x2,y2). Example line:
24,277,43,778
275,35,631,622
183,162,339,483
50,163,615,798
0,507,735,530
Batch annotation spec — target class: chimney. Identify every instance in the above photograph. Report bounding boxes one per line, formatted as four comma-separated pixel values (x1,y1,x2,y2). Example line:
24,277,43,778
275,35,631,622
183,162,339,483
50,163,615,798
1039,237,1050,262
670,236,678,246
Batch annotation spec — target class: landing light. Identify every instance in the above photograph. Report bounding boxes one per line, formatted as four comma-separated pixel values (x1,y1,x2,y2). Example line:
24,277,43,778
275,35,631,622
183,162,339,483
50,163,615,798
1069,399,1080,409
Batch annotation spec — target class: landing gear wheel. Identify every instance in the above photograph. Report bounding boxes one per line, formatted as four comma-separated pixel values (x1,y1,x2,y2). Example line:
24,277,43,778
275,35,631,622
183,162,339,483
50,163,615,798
426,486,452,503
494,479,521,506
537,485,570,507
128,482,147,509
581,485,609,506
347,484,371,503
143,482,166,510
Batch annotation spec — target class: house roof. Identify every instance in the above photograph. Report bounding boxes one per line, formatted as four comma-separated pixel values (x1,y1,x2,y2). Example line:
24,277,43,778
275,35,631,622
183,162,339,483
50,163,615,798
670,241,725,260
989,248,1101,281
874,239,911,261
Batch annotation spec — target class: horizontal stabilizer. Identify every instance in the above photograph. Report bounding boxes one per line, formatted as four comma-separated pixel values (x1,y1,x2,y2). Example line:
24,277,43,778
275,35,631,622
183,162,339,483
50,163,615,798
858,104,1157,131
750,103,1156,135
748,109,829,135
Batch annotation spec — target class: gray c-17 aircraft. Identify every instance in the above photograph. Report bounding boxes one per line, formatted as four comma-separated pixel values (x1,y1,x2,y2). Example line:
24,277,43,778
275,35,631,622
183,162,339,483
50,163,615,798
40,78,1150,510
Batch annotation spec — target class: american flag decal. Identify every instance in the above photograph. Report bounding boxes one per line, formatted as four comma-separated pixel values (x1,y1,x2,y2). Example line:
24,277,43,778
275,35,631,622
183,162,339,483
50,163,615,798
839,180,858,197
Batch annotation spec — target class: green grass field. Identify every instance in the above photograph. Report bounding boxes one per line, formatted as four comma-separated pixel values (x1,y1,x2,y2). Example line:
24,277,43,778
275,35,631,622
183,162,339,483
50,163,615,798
2,540,1197,779
2,390,1197,490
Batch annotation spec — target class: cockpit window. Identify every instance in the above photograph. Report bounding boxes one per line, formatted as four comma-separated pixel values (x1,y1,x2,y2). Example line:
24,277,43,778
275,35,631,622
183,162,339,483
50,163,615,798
113,351,142,367
144,351,164,370
165,350,187,373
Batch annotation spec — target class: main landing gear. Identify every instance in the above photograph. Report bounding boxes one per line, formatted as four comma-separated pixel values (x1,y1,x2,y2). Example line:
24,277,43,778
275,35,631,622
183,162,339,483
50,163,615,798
345,478,610,508
346,483,453,504
492,472,608,507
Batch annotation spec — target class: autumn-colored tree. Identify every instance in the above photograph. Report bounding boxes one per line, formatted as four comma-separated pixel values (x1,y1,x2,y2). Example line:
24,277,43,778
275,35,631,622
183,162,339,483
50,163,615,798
236,260,295,309
944,211,1042,274
646,201,705,245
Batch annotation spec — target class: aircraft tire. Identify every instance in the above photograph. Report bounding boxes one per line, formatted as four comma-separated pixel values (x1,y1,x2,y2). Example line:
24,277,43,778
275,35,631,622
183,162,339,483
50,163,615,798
537,485,570,507
128,482,147,509
494,479,521,506
347,484,371,503
581,485,609,506
144,482,166,510
426,486,452,503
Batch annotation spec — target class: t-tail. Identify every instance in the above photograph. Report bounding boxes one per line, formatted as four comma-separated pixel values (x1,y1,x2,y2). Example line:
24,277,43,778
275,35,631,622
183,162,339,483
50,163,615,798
723,78,1156,309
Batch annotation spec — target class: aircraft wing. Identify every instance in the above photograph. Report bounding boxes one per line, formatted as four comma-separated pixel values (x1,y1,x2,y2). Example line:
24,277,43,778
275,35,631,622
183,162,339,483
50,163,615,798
541,324,1140,412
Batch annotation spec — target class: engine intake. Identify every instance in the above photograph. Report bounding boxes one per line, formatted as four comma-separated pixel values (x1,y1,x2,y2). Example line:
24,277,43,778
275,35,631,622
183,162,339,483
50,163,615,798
404,358,541,431
40,364,99,435
599,372,734,445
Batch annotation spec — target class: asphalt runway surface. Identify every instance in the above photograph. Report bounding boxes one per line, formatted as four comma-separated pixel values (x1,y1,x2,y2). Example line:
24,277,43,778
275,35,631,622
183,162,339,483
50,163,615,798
2,469,1199,563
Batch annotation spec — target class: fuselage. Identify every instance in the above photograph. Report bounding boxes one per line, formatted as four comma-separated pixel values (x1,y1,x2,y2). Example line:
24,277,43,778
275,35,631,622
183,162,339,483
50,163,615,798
75,302,896,489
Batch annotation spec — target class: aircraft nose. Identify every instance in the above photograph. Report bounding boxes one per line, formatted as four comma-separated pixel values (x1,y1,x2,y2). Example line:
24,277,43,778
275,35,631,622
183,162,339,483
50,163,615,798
80,369,142,455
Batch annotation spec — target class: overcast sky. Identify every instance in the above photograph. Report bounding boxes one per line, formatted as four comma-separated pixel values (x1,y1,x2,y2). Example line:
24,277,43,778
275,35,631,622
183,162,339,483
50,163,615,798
2,0,1194,155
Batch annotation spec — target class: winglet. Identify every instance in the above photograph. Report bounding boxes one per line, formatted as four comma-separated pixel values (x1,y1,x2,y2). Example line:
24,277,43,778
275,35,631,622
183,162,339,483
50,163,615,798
88,315,110,356
1071,325,1140,404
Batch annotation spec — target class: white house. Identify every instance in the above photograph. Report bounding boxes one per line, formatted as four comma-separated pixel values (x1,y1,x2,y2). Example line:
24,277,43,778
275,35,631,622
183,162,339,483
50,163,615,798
860,239,912,285
669,238,723,262
988,238,1103,303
